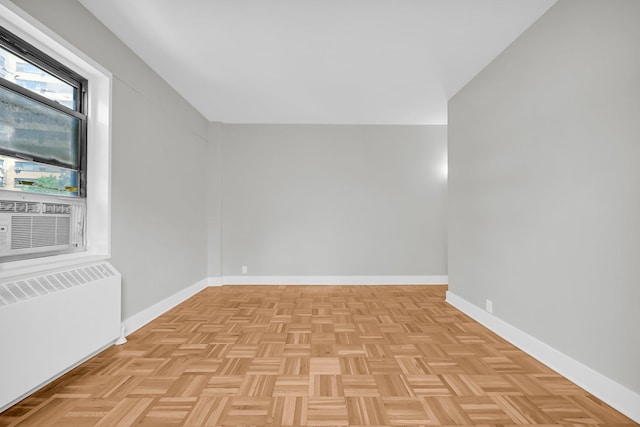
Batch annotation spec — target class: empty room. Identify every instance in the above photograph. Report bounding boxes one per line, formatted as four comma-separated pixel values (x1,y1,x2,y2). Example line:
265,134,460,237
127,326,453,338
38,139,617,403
0,0,638,425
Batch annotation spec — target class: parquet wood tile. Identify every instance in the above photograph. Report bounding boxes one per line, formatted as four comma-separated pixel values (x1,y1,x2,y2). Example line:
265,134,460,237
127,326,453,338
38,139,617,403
203,376,243,397
346,397,388,426
341,357,371,375
307,397,349,426
1,285,636,427
343,376,380,398
273,376,309,397
382,397,432,426
309,358,341,375
309,375,343,397
268,396,307,426
223,397,271,426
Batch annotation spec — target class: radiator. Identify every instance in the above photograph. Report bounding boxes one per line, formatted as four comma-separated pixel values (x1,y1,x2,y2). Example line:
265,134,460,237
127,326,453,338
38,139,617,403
0,262,121,411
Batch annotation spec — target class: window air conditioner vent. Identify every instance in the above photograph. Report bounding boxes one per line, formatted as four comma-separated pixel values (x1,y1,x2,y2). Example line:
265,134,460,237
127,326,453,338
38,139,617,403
0,201,15,212
26,202,40,213
11,216,71,249
10,217,32,250
0,198,83,257
32,216,57,247
0,201,41,213
56,217,71,245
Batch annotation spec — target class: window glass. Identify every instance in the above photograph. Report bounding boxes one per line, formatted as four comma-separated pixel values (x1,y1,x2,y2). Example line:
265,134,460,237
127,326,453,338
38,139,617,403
0,85,80,168
0,154,78,196
0,45,76,109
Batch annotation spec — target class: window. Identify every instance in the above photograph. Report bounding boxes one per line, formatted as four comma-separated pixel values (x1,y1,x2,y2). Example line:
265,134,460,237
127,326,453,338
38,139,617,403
0,23,92,262
0,3,111,271
0,25,87,198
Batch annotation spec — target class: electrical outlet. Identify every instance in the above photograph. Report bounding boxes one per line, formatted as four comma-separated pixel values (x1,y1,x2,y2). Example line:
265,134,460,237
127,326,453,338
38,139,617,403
242,265,248,274
485,299,493,314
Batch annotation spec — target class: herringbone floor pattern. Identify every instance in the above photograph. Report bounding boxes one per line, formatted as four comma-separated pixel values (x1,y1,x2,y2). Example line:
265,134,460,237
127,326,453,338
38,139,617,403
0,285,635,426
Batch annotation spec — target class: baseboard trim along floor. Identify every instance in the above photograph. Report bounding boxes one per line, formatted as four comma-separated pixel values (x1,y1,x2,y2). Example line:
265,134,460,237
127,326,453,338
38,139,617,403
122,277,212,336
221,275,449,285
445,290,640,423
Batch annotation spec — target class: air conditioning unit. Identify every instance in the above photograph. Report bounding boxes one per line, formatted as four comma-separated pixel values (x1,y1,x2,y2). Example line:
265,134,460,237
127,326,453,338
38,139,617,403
0,197,85,258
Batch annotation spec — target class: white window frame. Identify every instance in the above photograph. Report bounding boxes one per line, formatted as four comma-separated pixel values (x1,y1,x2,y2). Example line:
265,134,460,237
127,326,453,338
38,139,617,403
0,0,112,278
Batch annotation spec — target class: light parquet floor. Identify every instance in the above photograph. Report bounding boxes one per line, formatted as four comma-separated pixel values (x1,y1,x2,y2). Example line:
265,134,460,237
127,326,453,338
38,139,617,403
0,285,636,427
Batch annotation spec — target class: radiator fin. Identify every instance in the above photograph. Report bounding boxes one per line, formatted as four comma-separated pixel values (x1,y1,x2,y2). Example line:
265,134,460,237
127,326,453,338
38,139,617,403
77,269,92,282
63,272,80,287
90,266,105,280
18,281,37,299
71,270,86,285
0,263,116,306
54,273,71,288
44,275,63,291
44,277,63,291
0,287,15,304
31,279,48,295
7,284,27,301
100,264,115,277
84,267,99,281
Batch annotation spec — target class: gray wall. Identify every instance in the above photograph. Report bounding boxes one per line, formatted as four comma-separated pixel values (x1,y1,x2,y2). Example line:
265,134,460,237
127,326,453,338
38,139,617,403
13,0,210,319
449,0,640,393
222,124,447,276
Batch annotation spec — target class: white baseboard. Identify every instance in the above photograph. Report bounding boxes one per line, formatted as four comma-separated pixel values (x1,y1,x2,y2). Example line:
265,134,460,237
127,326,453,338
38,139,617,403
122,278,211,337
221,275,448,285
208,276,223,287
445,291,640,423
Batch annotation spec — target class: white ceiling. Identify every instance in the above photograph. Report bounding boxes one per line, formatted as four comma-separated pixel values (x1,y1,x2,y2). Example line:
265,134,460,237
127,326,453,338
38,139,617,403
79,0,556,125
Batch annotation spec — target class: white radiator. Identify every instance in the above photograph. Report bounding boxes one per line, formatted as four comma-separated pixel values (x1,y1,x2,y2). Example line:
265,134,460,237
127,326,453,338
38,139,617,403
0,262,121,411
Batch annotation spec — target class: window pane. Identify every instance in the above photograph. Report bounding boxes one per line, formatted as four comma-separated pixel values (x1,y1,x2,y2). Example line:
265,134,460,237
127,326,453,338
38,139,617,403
0,85,80,168
0,154,78,196
0,46,77,110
